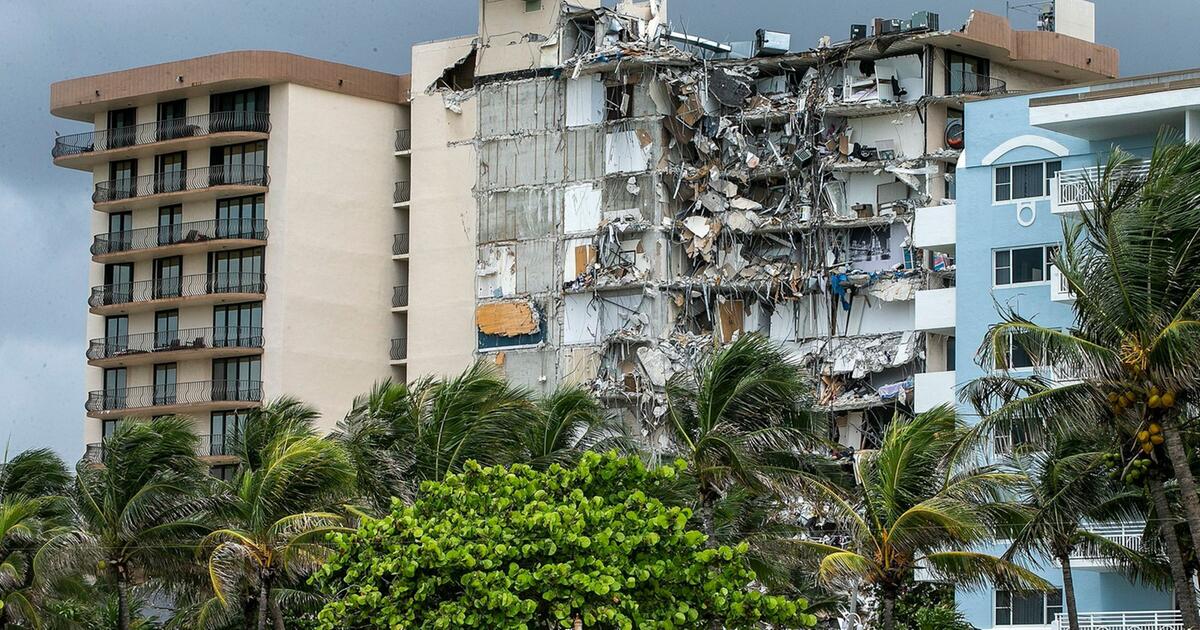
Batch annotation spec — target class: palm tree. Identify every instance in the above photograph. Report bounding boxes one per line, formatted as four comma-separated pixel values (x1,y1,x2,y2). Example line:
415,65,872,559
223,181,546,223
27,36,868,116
522,385,630,470
0,448,71,627
37,416,211,630
333,363,539,509
967,138,1200,556
1002,434,1156,630
663,332,823,542
796,405,1050,630
200,398,356,630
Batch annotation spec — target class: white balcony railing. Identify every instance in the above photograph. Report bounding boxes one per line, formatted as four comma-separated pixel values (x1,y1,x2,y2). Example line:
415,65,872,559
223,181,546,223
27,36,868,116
1049,264,1075,302
1052,161,1150,214
1072,522,1146,561
1052,610,1182,630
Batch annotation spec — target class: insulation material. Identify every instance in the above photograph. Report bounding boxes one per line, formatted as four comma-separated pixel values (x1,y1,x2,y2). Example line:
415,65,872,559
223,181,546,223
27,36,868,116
564,183,602,233
562,238,596,281
476,301,541,337
566,75,605,127
718,299,746,343
477,245,517,298
604,130,651,174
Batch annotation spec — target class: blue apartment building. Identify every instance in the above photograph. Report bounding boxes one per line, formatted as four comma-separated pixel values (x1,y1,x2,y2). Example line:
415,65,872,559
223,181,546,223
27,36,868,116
930,70,1200,629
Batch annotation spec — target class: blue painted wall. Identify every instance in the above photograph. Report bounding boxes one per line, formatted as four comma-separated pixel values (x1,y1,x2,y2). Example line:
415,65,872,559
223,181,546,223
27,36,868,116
952,89,1170,628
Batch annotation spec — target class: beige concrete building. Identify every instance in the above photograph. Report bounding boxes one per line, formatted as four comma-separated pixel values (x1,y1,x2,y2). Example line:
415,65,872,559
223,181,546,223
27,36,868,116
51,51,413,469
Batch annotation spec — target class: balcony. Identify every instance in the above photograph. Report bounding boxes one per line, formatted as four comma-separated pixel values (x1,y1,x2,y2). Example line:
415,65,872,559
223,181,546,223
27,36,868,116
1049,264,1076,303
390,337,407,364
1052,611,1181,630
393,181,410,206
392,232,410,258
88,272,266,315
1069,522,1147,569
87,326,264,368
1052,161,1150,214
84,432,243,464
913,203,956,254
913,370,956,413
914,287,955,334
946,71,1007,96
395,129,411,154
392,284,409,309
91,219,268,263
85,380,263,419
92,164,269,211
52,112,271,170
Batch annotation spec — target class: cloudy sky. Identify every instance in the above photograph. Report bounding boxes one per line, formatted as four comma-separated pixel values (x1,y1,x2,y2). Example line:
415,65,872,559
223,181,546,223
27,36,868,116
0,0,1194,460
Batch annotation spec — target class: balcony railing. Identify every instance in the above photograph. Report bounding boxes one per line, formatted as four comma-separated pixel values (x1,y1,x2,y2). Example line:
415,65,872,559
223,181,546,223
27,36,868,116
1053,610,1182,630
390,337,408,361
87,326,264,361
93,165,269,204
1072,522,1146,559
85,380,263,413
88,272,266,308
393,233,410,256
946,71,1007,96
84,432,243,463
53,112,271,158
394,181,411,204
392,285,409,308
91,219,268,256
395,129,411,152
1053,161,1151,213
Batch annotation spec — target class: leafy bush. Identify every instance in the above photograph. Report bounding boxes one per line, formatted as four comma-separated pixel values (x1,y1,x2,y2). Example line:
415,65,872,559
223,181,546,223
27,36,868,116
312,452,816,629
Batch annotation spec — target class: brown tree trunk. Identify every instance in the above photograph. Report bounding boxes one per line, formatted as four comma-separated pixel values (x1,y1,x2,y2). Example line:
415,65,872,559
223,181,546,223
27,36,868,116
257,575,271,630
116,567,130,630
1162,414,1200,556
880,592,896,630
1149,478,1200,629
1057,552,1081,630
698,483,718,547
270,598,286,630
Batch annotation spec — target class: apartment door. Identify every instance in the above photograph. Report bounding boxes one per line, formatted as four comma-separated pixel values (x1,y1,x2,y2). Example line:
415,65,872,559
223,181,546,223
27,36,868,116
209,410,246,457
155,152,186,194
216,194,264,239
154,309,179,349
103,263,134,305
156,99,187,141
106,108,137,149
103,367,127,410
107,212,133,253
209,248,262,293
212,141,266,186
158,205,183,246
153,257,182,298
109,160,137,200
104,315,128,357
153,363,177,406
213,302,262,348
212,357,261,402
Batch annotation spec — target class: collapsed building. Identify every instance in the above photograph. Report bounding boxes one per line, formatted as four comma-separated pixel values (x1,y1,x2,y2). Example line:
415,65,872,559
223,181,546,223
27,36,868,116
432,0,1117,451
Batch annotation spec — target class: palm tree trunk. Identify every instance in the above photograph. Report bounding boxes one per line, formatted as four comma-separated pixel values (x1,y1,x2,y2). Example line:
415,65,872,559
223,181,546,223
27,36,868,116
880,592,897,630
698,483,717,547
117,569,131,630
270,599,286,630
1162,415,1200,555
257,575,271,630
1057,553,1080,630
1149,478,1200,629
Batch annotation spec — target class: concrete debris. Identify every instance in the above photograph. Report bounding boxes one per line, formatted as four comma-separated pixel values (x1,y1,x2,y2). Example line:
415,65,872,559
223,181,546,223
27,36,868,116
794,331,921,379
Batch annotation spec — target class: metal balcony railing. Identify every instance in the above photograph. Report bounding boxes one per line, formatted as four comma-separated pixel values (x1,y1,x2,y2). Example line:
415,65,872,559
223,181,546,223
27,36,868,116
87,326,264,361
395,129,412,152
93,164,269,203
1054,161,1151,212
85,380,263,413
393,233,410,256
1052,610,1182,630
394,181,411,204
91,219,268,256
390,337,408,361
1071,522,1146,559
88,272,266,308
53,112,271,158
946,71,1006,96
84,433,243,463
392,285,409,308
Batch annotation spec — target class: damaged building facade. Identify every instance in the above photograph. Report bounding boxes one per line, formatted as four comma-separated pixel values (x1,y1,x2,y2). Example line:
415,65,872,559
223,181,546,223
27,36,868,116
449,0,1116,451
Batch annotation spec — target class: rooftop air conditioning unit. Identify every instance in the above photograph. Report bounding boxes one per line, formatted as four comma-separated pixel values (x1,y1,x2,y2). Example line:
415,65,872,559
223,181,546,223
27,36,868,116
754,29,790,56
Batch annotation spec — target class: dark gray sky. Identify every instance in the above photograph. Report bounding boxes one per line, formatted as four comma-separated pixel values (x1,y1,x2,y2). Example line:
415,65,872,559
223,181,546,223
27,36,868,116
0,0,1194,460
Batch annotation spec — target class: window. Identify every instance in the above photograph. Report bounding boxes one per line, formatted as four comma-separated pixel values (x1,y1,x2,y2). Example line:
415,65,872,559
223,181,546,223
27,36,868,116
103,368,127,410
995,589,1062,626
995,331,1041,370
524,0,542,11
212,357,261,401
158,205,182,245
211,141,267,186
210,465,238,481
209,247,263,293
153,363,177,405
155,152,187,193
994,160,1062,202
994,246,1053,286
946,51,990,95
107,212,133,252
104,316,128,356
214,302,262,347
216,194,265,239
107,108,137,149
109,159,137,199
210,410,247,457
153,256,182,298
155,310,179,348
103,263,134,304
156,100,188,141
210,87,268,132
101,419,121,440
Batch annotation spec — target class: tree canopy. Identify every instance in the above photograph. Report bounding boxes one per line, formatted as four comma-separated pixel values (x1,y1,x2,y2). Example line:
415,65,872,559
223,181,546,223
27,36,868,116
311,452,816,629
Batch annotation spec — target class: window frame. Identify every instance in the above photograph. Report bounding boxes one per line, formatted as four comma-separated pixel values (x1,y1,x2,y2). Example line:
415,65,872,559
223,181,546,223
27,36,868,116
993,245,1053,288
994,588,1063,626
993,159,1063,204
945,51,991,96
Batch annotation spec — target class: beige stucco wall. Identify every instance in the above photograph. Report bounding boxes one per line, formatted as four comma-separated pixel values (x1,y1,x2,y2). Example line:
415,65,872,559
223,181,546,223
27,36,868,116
406,36,480,380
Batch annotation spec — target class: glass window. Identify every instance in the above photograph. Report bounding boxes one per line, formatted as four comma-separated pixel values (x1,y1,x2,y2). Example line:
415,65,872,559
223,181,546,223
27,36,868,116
104,316,128,356
110,160,137,199
104,263,134,304
210,464,238,481
106,108,137,149
995,246,1049,286
158,205,182,245
212,357,261,402
102,419,121,440
153,363,177,405
107,212,133,252
946,51,990,95
208,248,263,293
155,152,187,194
209,410,247,457
103,368,127,410
994,160,1062,202
154,256,182,298
156,100,188,141
216,195,265,239
210,87,268,133
154,310,179,348
211,141,267,186
214,302,262,347
995,589,1062,626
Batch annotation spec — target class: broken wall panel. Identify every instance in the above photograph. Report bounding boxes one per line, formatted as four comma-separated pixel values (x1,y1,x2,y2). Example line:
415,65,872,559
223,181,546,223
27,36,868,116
562,127,606,181
478,78,563,137
563,291,645,345
478,134,566,189
566,75,605,127
477,187,562,243
563,183,602,233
